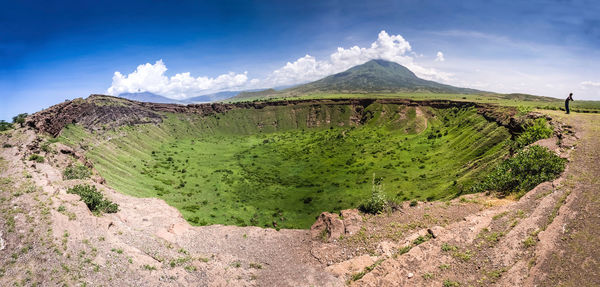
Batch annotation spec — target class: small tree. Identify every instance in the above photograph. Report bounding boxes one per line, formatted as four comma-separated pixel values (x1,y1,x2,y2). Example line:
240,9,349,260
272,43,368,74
12,113,28,128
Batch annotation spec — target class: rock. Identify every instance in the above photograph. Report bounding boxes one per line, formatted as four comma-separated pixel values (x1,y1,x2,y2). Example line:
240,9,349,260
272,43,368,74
341,209,362,235
310,212,344,242
427,228,436,239
407,272,414,278
0,230,5,251
377,241,399,257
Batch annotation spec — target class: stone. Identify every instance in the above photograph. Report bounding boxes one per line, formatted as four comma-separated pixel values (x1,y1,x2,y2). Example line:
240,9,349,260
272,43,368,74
341,209,362,235
310,212,345,242
407,272,414,278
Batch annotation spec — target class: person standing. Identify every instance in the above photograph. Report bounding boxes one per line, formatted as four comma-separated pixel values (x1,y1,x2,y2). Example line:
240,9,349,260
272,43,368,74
565,93,574,114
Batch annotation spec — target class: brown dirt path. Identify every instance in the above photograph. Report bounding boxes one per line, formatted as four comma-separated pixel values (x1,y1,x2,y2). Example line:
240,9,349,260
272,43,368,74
529,111,600,286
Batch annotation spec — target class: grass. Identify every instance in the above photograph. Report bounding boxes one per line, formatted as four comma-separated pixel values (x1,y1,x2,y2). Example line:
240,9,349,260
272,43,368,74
348,258,385,283
60,103,514,228
63,164,91,180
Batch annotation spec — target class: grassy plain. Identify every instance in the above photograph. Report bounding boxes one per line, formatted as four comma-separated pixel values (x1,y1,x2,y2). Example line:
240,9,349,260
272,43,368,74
225,92,600,113
60,103,512,228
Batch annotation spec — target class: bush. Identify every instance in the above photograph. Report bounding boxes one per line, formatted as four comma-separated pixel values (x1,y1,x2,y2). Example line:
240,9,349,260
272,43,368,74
67,184,118,214
28,154,45,163
63,164,91,180
515,118,553,148
471,145,566,197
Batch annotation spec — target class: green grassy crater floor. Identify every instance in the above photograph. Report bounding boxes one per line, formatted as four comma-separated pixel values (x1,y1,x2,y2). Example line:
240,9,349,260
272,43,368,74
60,104,511,228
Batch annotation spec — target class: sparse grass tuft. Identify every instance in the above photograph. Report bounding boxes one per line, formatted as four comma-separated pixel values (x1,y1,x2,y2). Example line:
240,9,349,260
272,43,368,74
28,154,44,163
443,279,461,287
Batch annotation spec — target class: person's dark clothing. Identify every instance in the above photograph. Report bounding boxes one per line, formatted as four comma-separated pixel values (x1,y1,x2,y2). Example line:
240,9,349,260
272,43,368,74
565,94,574,114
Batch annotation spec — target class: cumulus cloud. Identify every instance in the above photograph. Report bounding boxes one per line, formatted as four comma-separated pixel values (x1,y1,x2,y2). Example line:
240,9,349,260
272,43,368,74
435,51,445,62
265,30,451,86
107,31,453,99
107,60,252,99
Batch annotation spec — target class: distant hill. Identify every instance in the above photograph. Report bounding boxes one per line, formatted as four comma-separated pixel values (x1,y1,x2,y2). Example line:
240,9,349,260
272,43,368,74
233,59,482,100
118,92,184,104
185,91,240,103
118,91,241,104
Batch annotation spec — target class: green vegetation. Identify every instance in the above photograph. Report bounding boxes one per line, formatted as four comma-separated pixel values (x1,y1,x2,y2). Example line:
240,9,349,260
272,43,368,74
348,258,385,283
63,164,91,180
470,145,566,197
12,113,28,128
515,118,553,148
358,176,387,214
60,103,513,228
441,243,458,252
0,120,12,131
443,279,461,287
66,184,118,214
28,154,45,163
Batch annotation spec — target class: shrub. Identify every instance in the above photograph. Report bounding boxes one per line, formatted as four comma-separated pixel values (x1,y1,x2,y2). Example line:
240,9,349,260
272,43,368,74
358,176,386,214
28,154,45,163
66,184,118,214
63,164,91,180
515,118,553,148
470,145,566,197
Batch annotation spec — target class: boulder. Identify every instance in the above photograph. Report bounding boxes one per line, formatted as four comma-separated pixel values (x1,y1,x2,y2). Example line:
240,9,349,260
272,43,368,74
310,212,345,242
341,209,362,235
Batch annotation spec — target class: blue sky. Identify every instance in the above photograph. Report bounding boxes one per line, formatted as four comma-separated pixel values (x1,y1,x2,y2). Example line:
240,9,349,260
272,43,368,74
2,0,600,120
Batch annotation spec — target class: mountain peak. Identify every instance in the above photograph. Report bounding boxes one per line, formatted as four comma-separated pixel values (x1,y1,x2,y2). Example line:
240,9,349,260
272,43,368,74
287,58,478,94
233,59,481,100
346,59,418,79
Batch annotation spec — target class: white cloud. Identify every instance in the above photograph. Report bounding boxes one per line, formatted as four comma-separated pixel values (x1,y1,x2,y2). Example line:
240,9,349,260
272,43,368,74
107,31,453,99
107,60,253,99
265,30,451,86
435,51,445,62
581,81,600,88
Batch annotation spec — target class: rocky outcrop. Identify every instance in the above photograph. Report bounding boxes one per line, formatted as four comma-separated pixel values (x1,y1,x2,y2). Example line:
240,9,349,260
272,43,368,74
311,210,363,242
27,96,162,137
341,209,362,235
311,212,345,242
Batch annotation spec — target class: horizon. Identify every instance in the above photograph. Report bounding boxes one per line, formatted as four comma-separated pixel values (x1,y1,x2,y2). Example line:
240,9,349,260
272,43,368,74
2,0,600,121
